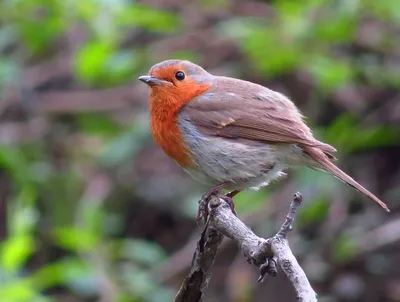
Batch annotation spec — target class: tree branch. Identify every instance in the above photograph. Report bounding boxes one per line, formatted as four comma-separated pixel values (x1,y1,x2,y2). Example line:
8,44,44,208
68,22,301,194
173,220,223,302
174,192,317,302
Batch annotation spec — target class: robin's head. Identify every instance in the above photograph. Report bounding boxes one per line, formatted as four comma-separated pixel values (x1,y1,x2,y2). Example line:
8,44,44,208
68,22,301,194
139,60,212,104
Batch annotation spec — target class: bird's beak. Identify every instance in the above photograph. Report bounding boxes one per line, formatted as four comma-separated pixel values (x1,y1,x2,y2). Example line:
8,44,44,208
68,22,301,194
138,75,164,86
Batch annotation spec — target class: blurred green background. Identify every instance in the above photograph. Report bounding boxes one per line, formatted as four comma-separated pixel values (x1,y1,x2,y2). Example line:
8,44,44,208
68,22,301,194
0,0,399,301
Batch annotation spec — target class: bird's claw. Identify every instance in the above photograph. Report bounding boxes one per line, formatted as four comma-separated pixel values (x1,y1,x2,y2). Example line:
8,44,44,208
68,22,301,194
257,256,278,282
219,194,237,216
196,191,212,223
196,191,237,223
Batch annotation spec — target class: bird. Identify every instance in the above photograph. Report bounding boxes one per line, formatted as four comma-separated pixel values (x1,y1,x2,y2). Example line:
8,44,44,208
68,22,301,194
138,59,390,219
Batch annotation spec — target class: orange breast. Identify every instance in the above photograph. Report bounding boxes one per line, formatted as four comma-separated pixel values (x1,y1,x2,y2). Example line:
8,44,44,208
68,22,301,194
148,80,210,168
150,107,192,168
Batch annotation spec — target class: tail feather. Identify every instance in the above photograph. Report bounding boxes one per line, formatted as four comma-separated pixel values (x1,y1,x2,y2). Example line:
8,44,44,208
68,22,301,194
304,147,390,212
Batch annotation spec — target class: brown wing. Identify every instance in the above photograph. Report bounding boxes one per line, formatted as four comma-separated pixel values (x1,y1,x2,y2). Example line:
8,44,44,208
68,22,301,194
181,76,336,154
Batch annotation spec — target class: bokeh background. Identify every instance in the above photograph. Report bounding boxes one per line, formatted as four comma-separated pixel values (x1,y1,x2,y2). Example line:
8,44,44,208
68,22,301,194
1,0,400,301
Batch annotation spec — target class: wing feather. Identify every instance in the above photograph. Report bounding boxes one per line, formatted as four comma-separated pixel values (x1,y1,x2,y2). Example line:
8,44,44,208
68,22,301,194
181,77,336,154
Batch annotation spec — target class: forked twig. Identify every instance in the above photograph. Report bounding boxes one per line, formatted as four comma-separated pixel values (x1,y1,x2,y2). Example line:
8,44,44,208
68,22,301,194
174,192,317,302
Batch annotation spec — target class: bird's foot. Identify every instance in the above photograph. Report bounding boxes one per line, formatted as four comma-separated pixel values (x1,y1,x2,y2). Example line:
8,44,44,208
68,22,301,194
196,190,237,223
196,191,214,223
258,255,278,282
219,194,237,216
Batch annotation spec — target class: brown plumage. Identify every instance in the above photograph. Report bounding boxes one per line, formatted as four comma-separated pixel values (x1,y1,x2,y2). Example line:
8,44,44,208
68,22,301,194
139,59,390,214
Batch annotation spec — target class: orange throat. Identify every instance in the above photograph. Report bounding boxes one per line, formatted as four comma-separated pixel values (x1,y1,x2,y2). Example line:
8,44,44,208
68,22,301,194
148,81,210,168
149,92,193,168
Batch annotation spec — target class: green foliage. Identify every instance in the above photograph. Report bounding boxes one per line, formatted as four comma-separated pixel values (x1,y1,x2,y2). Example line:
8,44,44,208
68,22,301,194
234,189,270,215
307,56,354,91
75,113,122,135
118,4,180,32
0,147,34,187
119,239,167,267
324,114,400,152
53,227,99,252
332,233,356,263
364,0,400,24
1,236,35,273
297,198,329,228
97,114,151,167
0,57,19,88
219,0,400,93
220,19,303,75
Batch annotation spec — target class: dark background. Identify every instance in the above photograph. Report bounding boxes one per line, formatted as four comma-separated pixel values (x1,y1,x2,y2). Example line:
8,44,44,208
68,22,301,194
0,0,399,301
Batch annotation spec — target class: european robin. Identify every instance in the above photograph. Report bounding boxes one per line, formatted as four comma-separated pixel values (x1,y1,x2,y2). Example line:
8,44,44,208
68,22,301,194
138,60,389,218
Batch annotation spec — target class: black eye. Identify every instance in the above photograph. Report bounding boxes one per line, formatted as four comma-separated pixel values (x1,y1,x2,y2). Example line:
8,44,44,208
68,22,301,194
175,71,185,81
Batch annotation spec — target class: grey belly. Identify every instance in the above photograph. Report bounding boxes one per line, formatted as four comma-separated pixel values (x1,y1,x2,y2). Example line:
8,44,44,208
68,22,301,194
178,119,293,190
